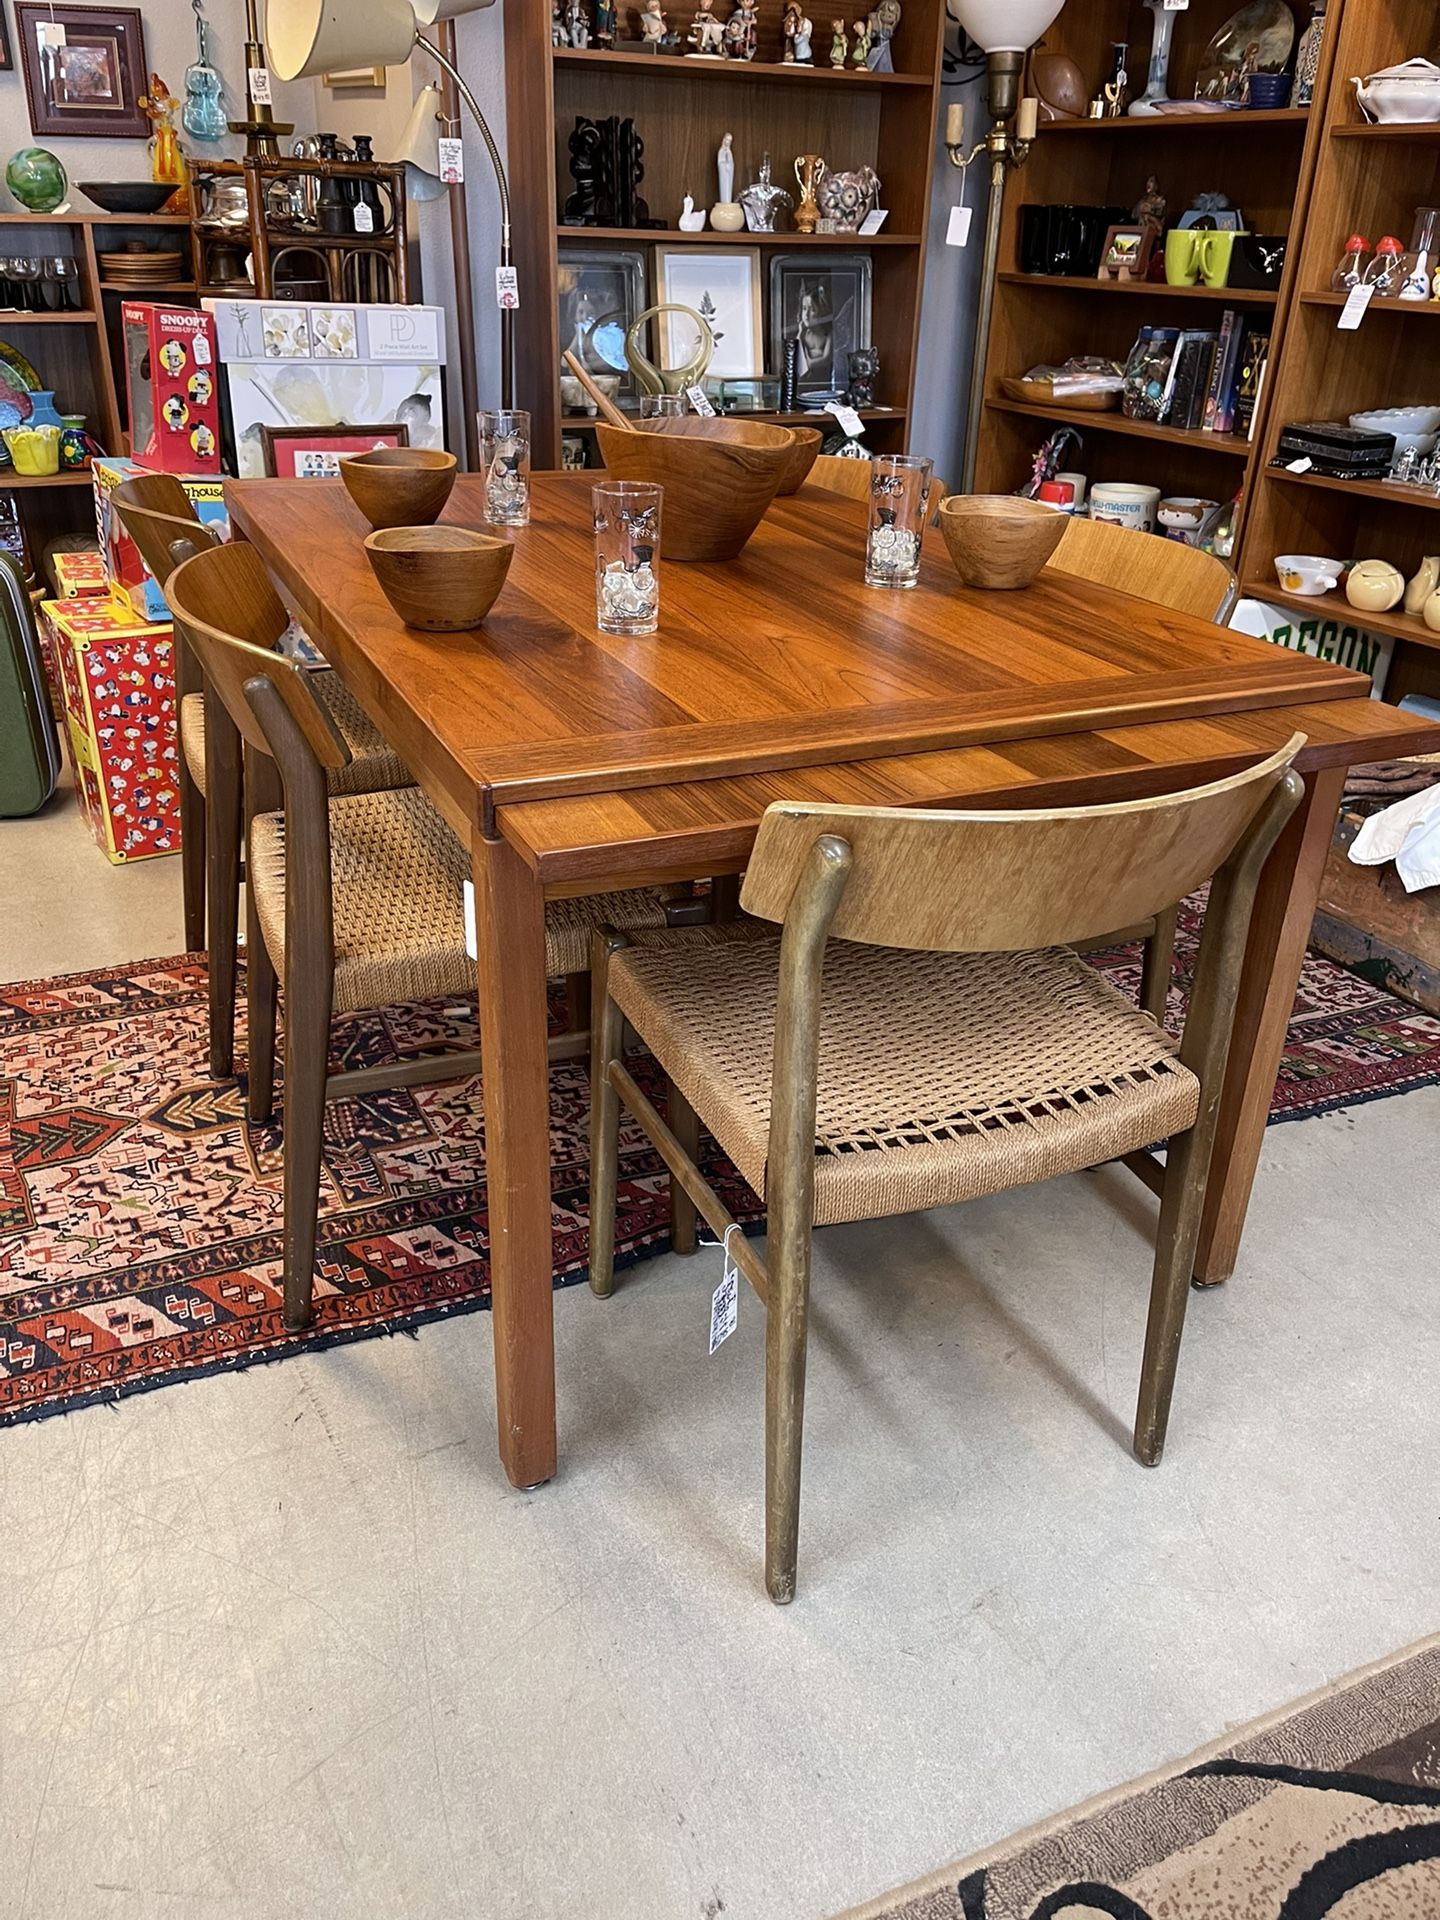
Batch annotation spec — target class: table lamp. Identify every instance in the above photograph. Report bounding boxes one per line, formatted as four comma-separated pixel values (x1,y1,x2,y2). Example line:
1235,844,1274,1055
944,0,1064,489
266,0,514,408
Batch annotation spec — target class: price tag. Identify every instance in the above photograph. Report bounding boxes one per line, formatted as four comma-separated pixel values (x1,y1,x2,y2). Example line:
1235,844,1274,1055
826,402,864,438
1163,0,1190,11
248,65,273,106
438,136,464,184
495,264,519,310
857,207,889,235
1285,456,1314,473
709,1229,741,1354
946,204,972,248
193,335,212,366
685,384,716,416
353,202,374,235
1338,282,1374,330
37,21,66,46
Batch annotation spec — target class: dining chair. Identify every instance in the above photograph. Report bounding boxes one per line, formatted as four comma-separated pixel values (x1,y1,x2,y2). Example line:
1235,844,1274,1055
588,740,1304,1601
166,540,699,1333
811,454,951,508
113,478,412,1080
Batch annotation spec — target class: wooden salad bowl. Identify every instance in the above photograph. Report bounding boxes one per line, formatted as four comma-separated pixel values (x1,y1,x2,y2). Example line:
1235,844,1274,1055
937,493,1067,590
595,416,795,560
774,424,823,496
364,524,513,630
340,447,458,530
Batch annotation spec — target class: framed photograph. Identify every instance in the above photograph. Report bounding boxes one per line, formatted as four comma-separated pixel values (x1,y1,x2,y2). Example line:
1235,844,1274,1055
557,247,646,405
768,252,873,394
655,246,763,382
260,423,410,480
0,9,12,73
15,4,148,139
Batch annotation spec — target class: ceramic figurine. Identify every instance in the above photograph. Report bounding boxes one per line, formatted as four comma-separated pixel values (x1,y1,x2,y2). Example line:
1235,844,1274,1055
140,75,189,213
830,19,848,66
687,0,726,57
817,163,880,232
640,3,667,46
846,346,879,408
790,7,814,61
678,191,707,230
794,153,825,234
782,4,806,60
552,0,568,43
1133,173,1166,233
1102,41,1129,114
717,131,735,204
739,152,794,232
565,0,590,47
851,18,872,66
723,0,758,59
866,0,899,70
594,0,617,46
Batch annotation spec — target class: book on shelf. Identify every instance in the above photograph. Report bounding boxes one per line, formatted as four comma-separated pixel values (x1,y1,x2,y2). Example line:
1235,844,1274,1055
1235,321,1272,440
1203,308,1247,437
1166,330,1219,433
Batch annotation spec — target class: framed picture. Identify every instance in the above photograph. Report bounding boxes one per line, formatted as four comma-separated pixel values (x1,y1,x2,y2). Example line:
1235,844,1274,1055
655,246,763,382
260,423,410,480
1096,224,1157,282
323,67,386,89
15,4,148,139
768,252,873,394
0,9,12,73
557,247,646,405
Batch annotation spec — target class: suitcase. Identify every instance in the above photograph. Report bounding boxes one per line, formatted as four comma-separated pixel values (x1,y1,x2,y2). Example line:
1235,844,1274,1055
0,552,61,816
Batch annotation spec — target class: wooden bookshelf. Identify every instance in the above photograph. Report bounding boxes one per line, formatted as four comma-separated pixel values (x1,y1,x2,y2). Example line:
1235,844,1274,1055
502,0,946,468
1241,0,1440,706
970,0,1341,558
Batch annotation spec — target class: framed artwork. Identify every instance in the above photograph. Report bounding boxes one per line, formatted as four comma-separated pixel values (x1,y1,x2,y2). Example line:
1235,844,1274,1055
15,4,149,139
557,247,646,404
1096,224,1157,282
323,67,386,89
655,246,763,382
260,423,410,480
0,9,12,73
768,252,873,393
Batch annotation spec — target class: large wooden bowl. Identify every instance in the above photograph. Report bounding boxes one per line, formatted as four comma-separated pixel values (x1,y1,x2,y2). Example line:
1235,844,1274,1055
774,425,823,496
595,417,794,560
340,448,458,530
364,525,513,630
937,494,1067,590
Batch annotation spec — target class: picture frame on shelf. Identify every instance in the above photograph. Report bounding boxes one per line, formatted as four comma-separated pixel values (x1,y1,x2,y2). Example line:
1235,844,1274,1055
1097,224,1157,282
261,423,410,480
557,247,647,406
768,251,873,394
14,4,148,140
655,246,763,382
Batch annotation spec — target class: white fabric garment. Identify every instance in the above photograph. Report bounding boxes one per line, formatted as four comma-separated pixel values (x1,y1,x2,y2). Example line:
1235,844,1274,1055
1349,782,1440,893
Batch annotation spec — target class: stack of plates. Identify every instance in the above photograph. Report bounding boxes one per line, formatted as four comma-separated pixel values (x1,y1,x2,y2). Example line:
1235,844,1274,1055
99,248,185,289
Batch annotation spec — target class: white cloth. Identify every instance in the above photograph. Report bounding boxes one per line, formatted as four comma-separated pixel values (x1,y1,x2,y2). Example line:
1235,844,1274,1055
1349,782,1440,893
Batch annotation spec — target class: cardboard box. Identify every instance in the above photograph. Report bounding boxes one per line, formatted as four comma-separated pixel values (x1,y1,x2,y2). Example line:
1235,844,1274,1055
122,302,221,475
40,596,180,865
52,547,108,598
92,456,229,620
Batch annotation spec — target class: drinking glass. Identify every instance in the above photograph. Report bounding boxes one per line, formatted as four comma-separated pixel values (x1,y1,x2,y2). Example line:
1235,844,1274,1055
7,257,41,311
639,393,685,419
478,406,532,527
593,481,662,636
864,453,933,589
44,256,80,311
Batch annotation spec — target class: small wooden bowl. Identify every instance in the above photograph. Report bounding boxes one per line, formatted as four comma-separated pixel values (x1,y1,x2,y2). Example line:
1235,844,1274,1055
937,494,1067,590
773,425,823,496
596,416,794,561
340,448,458,530
1002,375,1119,412
364,525,513,631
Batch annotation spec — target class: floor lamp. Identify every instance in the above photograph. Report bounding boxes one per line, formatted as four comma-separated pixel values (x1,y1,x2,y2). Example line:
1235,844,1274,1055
944,0,1064,492
267,0,515,411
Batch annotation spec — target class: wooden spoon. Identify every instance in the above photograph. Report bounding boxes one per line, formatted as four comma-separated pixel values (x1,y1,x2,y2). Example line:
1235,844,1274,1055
562,350,633,431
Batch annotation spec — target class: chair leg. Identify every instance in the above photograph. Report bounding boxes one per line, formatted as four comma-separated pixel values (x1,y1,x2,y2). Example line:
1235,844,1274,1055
205,735,241,1080
764,1225,814,1606
1140,906,1179,1028
245,884,277,1126
667,1078,699,1255
1134,1126,1210,1467
565,970,590,1035
179,764,206,954
279,942,332,1333
587,933,628,1299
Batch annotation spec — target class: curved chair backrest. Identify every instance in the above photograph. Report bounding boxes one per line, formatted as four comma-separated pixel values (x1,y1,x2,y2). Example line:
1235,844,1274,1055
812,454,951,516
740,734,1305,954
166,543,348,773
111,470,196,523
112,495,220,587
1053,516,1238,624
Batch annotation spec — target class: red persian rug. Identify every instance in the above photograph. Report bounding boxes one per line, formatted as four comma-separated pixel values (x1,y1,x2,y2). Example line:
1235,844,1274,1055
3,912,1439,1426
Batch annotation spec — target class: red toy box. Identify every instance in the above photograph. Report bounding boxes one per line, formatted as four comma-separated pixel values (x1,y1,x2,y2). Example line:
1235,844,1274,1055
122,303,221,476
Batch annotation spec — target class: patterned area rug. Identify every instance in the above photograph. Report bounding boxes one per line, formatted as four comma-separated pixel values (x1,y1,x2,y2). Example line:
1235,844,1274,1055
3,911,1439,1427
837,1634,1440,1918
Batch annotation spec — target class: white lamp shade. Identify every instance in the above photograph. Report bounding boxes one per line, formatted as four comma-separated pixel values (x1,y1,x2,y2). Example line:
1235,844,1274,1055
396,82,448,200
944,0,1063,53
267,0,417,82
412,0,496,21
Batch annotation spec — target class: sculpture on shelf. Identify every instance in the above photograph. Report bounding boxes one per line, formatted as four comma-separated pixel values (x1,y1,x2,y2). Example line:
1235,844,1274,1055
829,19,848,66
563,115,658,228
846,346,879,408
717,131,735,204
687,0,726,57
678,191,707,230
141,75,190,214
818,163,880,233
1133,173,1166,234
794,153,825,234
866,0,899,70
851,17,872,65
1097,41,1128,115
565,0,591,48
724,0,758,59
594,0,616,47
785,5,814,61
1129,0,1176,114
640,3,668,47
625,302,715,395
740,152,794,232
552,0,568,44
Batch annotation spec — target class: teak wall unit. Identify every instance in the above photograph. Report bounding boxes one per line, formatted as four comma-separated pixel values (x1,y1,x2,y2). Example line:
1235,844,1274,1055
502,0,946,468
1241,0,1440,706
971,0,1341,570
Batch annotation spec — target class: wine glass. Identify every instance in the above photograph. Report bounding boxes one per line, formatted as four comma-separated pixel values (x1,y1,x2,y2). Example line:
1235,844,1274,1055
44,256,80,312
8,258,42,312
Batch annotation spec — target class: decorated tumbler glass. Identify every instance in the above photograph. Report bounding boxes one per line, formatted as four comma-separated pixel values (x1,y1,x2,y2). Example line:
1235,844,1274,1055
593,481,662,636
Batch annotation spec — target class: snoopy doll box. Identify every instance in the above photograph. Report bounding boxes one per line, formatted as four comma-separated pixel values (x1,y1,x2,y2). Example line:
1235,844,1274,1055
92,457,230,622
121,303,222,478
40,597,179,865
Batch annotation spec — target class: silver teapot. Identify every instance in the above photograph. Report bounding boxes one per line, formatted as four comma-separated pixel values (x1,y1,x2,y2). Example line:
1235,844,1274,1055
200,174,251,228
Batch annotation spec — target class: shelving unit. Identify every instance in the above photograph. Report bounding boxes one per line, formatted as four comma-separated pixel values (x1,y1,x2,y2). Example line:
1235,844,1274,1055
503,0,946,467
1242,0,1440,704
970,0,1340,561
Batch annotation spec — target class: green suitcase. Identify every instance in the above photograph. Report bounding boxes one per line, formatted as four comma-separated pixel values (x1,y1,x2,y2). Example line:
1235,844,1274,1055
0,552,61,816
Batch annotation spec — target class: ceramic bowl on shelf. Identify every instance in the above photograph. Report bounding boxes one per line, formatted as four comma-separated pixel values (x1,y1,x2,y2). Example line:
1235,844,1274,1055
364,526,513,631
937,494,1067,590
1274,553,1342,596
1345,558,1405,614
1348,407,1440,459
339,448,457,530
1352,58,1440,124
595,416,794,560
79,181,174,214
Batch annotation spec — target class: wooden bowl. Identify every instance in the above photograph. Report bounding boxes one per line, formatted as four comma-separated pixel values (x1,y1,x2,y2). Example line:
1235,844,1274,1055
1002,375,1119,412
595,417,794,560
340,448,458,530
774,425,823,496
937,494,1067,591
364,525,513,631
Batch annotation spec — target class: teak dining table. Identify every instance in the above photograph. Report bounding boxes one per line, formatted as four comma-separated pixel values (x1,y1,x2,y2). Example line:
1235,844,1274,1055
228,472,1439,1491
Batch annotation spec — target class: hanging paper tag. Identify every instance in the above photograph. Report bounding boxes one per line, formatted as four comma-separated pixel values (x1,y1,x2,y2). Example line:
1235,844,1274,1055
248,66,273,106
438,137,464,184
462,879,478,960
709,1238,739,1353
353,202,375,235
857,208,889,235
1163,0,1190,11
827,402,864,438
1285,456,1313,473
1338,283,1374,331
495,264,519,310
946,204,972,248
685,384,716,416
37,22,67,47
193,334,212,366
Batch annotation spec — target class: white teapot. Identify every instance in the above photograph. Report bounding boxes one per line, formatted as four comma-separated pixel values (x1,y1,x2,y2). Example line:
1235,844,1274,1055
1353,57,1440,124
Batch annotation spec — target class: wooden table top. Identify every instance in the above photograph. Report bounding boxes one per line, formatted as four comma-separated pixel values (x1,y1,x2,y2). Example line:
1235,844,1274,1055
228,473,1375,843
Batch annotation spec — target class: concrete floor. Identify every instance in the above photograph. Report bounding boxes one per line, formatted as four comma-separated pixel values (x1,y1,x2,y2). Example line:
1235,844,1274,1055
3,784,1439,1920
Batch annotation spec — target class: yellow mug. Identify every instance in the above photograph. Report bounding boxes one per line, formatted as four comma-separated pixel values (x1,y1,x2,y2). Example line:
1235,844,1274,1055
1164,230,1203,286
1197,230,1249,290
3,425,60,476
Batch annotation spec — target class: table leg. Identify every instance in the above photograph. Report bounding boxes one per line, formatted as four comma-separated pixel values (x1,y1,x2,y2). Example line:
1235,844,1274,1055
472,828,557,1488
1194,764,1345,1287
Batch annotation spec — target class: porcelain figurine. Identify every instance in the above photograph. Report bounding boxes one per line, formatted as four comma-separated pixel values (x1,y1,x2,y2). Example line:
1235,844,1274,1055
565,0,590,47
717,131,735,204
1404,554,1440,615
782,4,808,60
846,346,879,408
678,191,707,230
794,153,825,234
790,7,814,61
640,3,667,45
739,152,794,232
829,19,848,66
593,0,617,45
687,0,726,57
552,0,568,45
723,0,758,59
1133,173,1166,233
851,18,872,66
866,0,899,70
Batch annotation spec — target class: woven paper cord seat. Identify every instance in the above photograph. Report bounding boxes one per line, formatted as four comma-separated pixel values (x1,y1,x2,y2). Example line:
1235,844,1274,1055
180,677,410,801
251,787,675,1016
608,923,1201,1227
